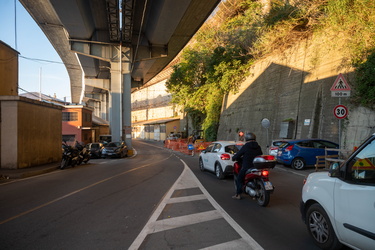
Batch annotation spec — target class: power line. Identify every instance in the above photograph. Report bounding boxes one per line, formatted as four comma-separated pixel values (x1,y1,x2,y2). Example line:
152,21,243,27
19,55,64,65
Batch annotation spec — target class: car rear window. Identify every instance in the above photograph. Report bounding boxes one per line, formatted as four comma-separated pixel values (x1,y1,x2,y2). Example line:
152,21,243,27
273,141,285,147
225,145,242,154
317,140,338,148
279,142,290,148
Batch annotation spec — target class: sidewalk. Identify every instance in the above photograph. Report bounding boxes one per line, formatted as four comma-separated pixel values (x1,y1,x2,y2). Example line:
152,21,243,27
0,162,59,181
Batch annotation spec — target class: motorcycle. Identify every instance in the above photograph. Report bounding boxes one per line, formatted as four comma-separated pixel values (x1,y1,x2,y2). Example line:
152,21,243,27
60,142,80,169
233,155,276,207
77,146,91,165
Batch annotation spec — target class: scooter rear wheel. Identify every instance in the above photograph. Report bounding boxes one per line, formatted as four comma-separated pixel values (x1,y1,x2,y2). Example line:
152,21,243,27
256,179,270,207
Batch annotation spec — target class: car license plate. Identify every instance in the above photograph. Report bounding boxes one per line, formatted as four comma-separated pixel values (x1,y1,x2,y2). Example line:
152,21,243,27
264,181,273,190
108,153,113,155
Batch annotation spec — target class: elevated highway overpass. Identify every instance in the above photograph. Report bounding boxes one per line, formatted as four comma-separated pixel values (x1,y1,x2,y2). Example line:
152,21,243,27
20,0,221,148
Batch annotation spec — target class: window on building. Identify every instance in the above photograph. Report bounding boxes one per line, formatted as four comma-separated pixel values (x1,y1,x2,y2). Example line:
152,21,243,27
84,113,92,122
62,112,78,121
160,124,166,133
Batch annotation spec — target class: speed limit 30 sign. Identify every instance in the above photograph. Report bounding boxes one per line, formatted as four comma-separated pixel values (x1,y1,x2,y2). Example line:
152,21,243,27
333,105,348,119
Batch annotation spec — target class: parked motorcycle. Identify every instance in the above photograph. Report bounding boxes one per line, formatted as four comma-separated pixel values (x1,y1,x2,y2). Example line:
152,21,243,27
60,142,80,169
77,146,91,165
233,155,276,207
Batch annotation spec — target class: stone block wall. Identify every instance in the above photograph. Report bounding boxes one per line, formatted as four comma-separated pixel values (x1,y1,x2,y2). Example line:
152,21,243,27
217,38,375,151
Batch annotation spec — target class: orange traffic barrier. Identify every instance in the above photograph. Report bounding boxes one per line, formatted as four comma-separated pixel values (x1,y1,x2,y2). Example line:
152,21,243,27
164,140,211,156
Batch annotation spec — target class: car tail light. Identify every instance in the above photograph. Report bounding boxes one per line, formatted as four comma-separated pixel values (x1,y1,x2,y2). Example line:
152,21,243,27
261,170,269,177
220,153,231,160
285,145,294,151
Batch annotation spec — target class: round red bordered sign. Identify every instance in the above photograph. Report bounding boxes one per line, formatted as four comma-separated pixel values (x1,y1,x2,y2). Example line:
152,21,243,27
333,105,348,119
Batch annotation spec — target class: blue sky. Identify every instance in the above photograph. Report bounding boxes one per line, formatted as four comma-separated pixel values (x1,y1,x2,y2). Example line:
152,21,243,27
0,0,71,102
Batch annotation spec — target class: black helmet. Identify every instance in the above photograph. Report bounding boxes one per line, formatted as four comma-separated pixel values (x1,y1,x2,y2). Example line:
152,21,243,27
245,132,256,141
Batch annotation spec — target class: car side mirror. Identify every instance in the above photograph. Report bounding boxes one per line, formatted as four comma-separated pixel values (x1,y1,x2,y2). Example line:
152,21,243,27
328,162,341,177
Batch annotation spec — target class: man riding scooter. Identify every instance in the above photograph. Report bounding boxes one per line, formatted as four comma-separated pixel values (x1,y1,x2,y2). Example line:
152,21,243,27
232,132,263,200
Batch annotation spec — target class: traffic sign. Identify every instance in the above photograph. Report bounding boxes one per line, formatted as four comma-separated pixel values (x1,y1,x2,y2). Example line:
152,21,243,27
333,105,348,119
330,73,351,97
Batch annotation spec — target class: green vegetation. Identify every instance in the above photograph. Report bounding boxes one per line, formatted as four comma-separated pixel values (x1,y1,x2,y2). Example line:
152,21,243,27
166,0,375,140
353,51,375,108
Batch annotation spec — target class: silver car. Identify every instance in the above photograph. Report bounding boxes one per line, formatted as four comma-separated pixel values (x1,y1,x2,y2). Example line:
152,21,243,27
199,141,244,179
101,141,128,158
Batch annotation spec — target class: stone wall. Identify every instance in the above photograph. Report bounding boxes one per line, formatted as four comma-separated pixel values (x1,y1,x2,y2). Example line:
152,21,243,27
217,37,375,152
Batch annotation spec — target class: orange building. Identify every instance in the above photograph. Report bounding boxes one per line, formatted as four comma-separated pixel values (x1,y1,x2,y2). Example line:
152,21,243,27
62,105,94,145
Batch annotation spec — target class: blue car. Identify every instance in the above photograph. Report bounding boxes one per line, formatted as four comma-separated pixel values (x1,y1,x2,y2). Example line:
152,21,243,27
277,139,339,170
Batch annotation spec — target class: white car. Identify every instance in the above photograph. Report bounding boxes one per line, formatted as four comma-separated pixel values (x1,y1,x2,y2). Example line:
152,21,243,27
268,139,288,156
199,141,244,179
300,133,375,250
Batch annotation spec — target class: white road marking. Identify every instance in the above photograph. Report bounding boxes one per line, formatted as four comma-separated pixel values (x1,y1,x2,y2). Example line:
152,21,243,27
128,157,263,250
151,210,223,233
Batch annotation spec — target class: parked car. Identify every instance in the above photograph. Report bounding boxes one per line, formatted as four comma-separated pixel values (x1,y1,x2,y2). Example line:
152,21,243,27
86,142,104,158
277,139,339,170
268,139,288,156
199,141,244,179
101,141,128,158
300,133,375,250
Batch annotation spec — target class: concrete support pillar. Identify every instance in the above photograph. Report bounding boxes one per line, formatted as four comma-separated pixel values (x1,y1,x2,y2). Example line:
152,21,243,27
101,93,107,121
121,47,132,150
123,72,132,149
109,62,122,142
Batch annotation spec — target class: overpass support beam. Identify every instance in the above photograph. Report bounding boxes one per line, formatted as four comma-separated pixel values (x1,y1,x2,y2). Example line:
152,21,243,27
121,47,132,150
109,61,122,142
70,40,133,147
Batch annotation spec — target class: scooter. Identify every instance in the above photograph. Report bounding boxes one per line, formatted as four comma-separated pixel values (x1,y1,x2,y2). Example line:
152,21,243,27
233,155,276,207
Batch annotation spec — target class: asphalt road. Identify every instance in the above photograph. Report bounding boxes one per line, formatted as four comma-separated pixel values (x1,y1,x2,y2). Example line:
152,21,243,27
0,140,322,249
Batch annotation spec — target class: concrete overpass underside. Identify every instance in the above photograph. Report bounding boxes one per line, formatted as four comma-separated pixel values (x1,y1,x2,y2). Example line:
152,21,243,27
20,0,221,148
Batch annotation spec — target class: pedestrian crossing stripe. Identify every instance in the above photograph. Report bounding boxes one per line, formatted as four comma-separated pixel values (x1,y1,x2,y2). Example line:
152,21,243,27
330,73,351,91
353,158,375,170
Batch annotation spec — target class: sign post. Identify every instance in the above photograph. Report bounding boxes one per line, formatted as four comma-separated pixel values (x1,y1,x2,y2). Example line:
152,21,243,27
330,74,351,148
261,118,271,150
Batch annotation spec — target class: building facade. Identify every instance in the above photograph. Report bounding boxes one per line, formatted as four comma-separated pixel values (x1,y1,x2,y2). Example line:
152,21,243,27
62,105,94,145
